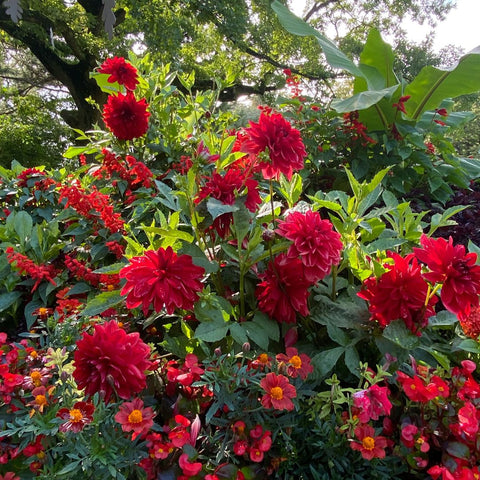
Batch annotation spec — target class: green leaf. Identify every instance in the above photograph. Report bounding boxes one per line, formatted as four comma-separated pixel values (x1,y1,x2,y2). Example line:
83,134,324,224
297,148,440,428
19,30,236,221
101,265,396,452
331,85,398,113
453,339,480,354
311,347,345,378
445,441,470,460
271,0,364,78
428,310,458,327
233,202,251,246
326,323,349,347
179,243,219,274
405,48,480,119
344,346,361,377
81,290,123,317
195,321,229,343
13,211,33,244
229,322,248,345
382,319,420,350
0,291,22,312
206,198,239,220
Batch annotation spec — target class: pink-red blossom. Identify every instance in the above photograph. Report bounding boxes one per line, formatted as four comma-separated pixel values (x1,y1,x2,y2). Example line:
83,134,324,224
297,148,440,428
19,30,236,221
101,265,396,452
114,397,155,440
98,56,139,91
260,372,296,411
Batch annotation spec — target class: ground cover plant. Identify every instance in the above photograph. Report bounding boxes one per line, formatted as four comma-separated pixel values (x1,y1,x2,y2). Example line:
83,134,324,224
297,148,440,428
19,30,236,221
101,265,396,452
1,5,480,479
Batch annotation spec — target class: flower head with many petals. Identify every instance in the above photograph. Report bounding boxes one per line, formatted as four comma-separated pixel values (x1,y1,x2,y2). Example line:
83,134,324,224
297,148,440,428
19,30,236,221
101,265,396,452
103,92,150,140
98,56,139,91
358,252,437,334
350,424,388,460
276,347,313,380
114,397,155,440
57,401,94,433
73,320,152,402
260,372,296,411
256,253,311,324
414,234,480,319
240,111,307,180
277,210,342,283
120,247,205,315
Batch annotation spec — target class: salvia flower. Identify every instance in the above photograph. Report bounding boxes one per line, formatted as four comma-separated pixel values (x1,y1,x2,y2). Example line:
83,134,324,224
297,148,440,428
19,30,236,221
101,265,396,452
414,234,480,319
119,247,205,315
240,111,307,180
276,210,343,283
103,92,150,141
98,56,139,91
73,320,152,402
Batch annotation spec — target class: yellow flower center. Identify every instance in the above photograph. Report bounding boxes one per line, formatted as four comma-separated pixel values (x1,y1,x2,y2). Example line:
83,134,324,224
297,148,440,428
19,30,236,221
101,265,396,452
38,307,48,315
69,408,84,423
410,384,416,390
30,371,42,387
128,409,143,424
362,436,375,450
30,350,38,359
270,386,284,400
107,284,115,291
35,394,47,407
258,353,269,364
289,355,302,369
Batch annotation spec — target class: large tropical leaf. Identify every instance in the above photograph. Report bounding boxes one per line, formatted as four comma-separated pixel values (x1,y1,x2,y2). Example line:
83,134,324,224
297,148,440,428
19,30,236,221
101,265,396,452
405,47,480,119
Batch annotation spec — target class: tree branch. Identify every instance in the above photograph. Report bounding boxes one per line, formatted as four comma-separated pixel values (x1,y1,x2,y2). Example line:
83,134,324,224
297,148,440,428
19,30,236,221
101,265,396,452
304,0,342,22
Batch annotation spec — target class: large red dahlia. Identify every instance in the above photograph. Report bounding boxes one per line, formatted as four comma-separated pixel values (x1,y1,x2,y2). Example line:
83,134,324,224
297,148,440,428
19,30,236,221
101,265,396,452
240,111,306,180
358,252,437,334
73,320,152,402
414,234,480,319
119,247,205,315
256,253,311,324
102,92,150,140
98,56,139,91
277,210,343,283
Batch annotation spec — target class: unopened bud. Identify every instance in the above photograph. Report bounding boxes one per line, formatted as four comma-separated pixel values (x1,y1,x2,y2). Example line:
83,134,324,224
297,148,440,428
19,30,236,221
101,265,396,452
242,342,251,353
262,229,275,242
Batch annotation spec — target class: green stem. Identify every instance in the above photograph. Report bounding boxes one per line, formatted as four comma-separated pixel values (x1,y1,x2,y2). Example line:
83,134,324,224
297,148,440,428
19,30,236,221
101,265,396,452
269,180,276,225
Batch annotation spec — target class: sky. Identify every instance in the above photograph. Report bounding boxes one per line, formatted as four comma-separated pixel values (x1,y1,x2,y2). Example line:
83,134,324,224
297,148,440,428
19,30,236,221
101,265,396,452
292,0,480,54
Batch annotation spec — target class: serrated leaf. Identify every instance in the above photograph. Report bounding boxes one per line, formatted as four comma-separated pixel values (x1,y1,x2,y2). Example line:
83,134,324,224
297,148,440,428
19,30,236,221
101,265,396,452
428,310,458,327
206,198,239,220
229,322,248,345
326,323,349,346
382,319,420,350
195,321,229,343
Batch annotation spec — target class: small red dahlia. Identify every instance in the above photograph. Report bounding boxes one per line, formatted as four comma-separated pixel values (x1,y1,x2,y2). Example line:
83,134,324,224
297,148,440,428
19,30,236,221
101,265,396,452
73,320,152,402
98,56,139,91
240,111,306,180
114,397,155,440
260,372,296,411
102,92,150,141
57,401,94,433
120,247,205,315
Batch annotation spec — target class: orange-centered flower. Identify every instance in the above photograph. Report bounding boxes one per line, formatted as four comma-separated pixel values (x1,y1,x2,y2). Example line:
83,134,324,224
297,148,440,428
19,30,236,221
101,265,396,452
128,409,143,424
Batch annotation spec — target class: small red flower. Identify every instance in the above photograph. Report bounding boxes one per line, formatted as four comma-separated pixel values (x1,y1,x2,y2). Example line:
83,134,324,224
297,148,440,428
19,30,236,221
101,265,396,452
178,453,202,477
352,384,392,423
277,210,342,282
260,372,296,411
256,253,311,324
240,111,307,180
350,424,388,460
120,247,205,315
57,401,94,433
460,305,480,339
414,234,480,319
98,56,139,91
73,320,152,402
276,347,313,380
358,252,437,333
396,372,434,403
114,398,155,440
103,92,150,140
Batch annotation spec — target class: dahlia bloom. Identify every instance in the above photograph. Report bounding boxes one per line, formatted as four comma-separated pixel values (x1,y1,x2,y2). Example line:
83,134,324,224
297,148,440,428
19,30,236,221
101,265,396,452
276,347,313,380
57,401,94,433
102,92,150,140
276,210,343,282
460,305,480,339
414,234,480,319
119,247,205,315
350,424,387,460
98,56,139,91
240,111,307,180
260,372,297,411
357,252,437,334
256,253,311,324
73,320,152,402
195,168,261,238
114,397,155,440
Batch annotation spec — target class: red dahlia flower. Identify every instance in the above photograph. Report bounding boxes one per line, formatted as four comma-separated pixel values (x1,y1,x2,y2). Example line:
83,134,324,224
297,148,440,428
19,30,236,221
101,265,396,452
98,56,139,91
57,401,94,433
260,372,296,411
277,210,343,282
256,253,311,324
357,252,437,334
240,111,306,180
414,234,480,319
120,247,205,315
350,424,387,460
460,305,480,339
114,397,155,440
73,320,152,402
102,92,150,140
